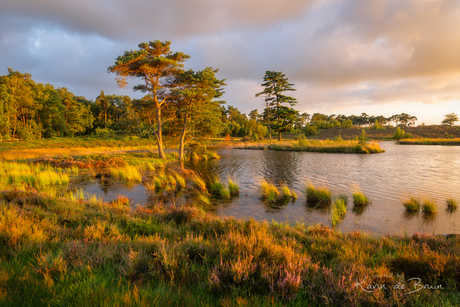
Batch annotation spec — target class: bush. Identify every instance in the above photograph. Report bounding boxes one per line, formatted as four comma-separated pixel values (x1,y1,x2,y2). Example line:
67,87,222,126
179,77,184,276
95,127,114,136
304,125,317,137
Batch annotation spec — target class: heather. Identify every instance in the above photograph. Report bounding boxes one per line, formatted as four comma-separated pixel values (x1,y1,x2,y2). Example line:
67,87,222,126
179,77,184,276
0,190,459,306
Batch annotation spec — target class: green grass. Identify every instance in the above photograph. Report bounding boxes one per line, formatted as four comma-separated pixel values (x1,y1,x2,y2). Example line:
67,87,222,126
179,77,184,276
331,198,347,227
352,189,370,206
189,173,207,192
268,139,385,154
210,180,230,199
403,196,421,212
446,198,458,209
260,180,280,203
399,138,460,145
422,198,437,214
306,184,332,205
0,190,458,306
228,177,239,196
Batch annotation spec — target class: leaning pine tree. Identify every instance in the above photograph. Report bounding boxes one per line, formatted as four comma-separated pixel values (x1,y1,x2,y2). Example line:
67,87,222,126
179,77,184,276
255,71,297,141
108,40,190,159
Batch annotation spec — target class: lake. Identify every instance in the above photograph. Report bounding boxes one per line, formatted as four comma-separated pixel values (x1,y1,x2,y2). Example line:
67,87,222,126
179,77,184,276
73,141,460,236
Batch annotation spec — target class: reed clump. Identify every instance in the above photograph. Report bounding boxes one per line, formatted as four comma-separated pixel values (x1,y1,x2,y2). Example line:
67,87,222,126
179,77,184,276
210,179,231,199
227,178,239,196
446,198,458,210
110,165,142,182
352,189,370,206
189,173,207,192
331,198,347,227
306,184,332,205
422,198,437,214
260,180,280,203
403,196,421,213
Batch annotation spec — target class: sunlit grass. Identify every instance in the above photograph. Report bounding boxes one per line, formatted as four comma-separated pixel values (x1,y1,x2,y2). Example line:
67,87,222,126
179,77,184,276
0,189,458,306
422,198,437,214
189,173,207,192
403,196,421,213
331,198,347,227
352,189,370,206
268,139,385,154
306,183,331,205
399,138,460,145
228,177,239,196
260,179,279,203
446,198,458,209
210,179,230,199
110,165,142,182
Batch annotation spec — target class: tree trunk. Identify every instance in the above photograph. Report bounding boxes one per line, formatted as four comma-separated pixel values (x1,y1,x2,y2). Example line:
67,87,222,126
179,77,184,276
156,106,166,159
266,101,271,141
178,112,188,161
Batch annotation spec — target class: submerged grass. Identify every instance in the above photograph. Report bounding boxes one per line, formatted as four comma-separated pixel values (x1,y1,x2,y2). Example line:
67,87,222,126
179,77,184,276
0,190,458,306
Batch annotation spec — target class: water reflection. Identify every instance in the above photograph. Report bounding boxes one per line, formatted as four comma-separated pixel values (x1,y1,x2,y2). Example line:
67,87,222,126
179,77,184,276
70,142,460,236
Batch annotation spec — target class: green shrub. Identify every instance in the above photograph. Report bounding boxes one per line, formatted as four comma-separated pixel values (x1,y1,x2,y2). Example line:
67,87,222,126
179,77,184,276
304,125,317,137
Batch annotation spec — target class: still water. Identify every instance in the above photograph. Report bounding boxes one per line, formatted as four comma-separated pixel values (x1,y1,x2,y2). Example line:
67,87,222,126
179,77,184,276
74,142,460,236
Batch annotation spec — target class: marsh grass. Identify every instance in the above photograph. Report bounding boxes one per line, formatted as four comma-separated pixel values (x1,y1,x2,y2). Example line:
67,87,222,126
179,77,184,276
352,189,370,206
110,165,142,182
306,184,331,205
403,196,421,212
189,173,207,192
446,198,458,210
227,177,239,196
268,139,384,154
0,161,69,190
210,179,230,199
0,189,458,306
195,191,211,205
331,198,347,227
260,180,280,203
422,198,437,214
399,138,460,145
281,184,292,198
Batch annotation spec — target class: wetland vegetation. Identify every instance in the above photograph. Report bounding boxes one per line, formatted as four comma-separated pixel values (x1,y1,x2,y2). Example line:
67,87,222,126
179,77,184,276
1,40,460,306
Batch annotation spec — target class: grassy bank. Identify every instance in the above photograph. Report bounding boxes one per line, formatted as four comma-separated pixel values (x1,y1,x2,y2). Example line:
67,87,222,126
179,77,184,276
268,139,385,154
0,190,459,306
398,138,460,145
309,126,460,141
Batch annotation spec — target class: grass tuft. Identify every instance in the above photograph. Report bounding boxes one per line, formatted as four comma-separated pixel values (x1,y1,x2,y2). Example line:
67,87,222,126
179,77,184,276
422,198,437,214
446,198,458,209
352,189,370,206
227,178,239,196
260,180,280,203
306,184,331,205
331,198,347,227
403,196,421,212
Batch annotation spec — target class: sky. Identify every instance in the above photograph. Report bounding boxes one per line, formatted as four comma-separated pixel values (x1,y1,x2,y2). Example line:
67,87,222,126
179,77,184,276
1,0,459,125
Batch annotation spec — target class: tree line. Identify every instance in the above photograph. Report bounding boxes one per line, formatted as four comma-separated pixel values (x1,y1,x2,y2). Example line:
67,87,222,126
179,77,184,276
1,40,458,158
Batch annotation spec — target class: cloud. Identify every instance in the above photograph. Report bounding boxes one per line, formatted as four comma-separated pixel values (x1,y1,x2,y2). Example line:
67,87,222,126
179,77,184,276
0,0,459,124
